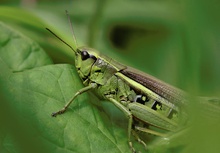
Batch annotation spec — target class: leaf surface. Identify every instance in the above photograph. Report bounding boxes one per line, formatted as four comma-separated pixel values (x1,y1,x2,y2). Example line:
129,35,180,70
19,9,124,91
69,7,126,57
0,22,145,153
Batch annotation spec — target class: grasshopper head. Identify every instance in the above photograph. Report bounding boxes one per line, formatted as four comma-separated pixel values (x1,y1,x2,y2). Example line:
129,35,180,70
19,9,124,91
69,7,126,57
75,46,99,82
45,28,100,83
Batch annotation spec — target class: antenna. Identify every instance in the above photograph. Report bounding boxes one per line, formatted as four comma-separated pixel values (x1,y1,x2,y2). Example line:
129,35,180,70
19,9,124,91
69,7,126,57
65,10,78,48
45,28,76,54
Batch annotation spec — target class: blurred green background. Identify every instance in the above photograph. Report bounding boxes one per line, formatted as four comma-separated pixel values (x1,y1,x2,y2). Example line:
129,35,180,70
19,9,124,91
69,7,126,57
0,0,220,153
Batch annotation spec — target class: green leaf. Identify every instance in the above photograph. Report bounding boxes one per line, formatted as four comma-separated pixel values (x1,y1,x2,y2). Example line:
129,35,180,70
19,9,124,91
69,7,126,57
0,22,145,153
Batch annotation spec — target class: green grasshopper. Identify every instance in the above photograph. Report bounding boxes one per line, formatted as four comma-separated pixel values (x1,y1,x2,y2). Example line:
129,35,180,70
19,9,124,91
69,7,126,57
46,11,219,152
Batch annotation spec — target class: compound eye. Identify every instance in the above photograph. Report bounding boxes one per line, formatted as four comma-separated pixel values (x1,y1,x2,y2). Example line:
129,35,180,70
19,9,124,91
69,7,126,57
81,51,90,60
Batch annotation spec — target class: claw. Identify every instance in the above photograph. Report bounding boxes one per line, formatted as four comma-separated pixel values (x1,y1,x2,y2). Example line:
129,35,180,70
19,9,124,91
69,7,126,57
51,112,57,117
129,141,136,153
137,138,147,149
51,108,66,117
130,129,147,152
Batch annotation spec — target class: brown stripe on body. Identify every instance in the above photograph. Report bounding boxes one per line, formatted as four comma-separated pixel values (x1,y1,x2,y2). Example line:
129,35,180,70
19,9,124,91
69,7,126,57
120,68,186,105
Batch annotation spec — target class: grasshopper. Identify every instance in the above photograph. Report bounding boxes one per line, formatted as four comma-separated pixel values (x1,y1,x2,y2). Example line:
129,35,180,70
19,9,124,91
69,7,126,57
46,11,219,152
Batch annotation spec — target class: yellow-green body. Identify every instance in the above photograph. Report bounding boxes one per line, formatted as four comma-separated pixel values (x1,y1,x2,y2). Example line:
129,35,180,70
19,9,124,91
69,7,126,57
59,46,188,152
47,39,188,152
